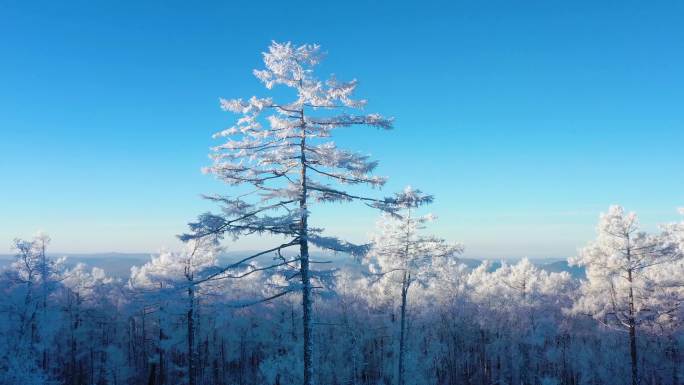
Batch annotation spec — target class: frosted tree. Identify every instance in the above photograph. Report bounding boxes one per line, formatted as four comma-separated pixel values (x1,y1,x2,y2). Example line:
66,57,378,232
181,41,393,385
15,234,62,370
646,208,684,384
0,233,66,383
570,205,682,385
365,187,462,385
129,239,218,385
664,207,684,253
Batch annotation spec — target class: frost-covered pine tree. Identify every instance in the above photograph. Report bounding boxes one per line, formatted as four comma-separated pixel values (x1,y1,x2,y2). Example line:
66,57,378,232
182,41,393,385
365,187,462,385
570,205,682,385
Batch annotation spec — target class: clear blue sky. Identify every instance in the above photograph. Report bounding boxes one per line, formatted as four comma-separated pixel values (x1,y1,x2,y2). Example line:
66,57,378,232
1,1,683,257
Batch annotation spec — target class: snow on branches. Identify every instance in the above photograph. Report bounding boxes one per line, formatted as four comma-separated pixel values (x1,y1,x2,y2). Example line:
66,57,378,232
183,41,394,259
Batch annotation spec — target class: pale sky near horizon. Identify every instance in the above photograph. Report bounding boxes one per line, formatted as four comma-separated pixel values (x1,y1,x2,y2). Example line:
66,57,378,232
1,1,683,258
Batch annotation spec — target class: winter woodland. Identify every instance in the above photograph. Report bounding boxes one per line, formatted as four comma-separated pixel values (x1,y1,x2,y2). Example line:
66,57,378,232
1,42,683,385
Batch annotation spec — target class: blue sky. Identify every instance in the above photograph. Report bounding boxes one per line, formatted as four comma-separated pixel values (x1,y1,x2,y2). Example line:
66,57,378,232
1,1,683,257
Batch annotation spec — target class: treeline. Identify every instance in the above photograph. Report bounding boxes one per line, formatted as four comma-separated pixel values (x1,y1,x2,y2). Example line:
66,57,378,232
1,205,682,385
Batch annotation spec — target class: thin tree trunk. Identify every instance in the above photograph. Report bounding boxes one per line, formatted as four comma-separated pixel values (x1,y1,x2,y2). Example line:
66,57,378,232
628,320,637,385
291,304,297,340
158,325,164,385
398,209,412,385
300,117,314,385
147,363,156,385
141,309,147,372
398,273,408,385
188,284,196,385
671,338,678,385
40,240,48,372
70,293,80,384
301,250,313,385
625,235,638,385
158,300,165,385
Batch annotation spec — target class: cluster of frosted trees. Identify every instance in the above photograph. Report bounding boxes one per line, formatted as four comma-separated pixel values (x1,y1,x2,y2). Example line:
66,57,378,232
1,207,683,385
1,42,683,385
1,206,682,385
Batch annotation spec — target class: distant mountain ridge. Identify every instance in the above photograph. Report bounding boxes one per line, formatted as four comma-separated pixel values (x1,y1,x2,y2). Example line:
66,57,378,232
0,253,586,279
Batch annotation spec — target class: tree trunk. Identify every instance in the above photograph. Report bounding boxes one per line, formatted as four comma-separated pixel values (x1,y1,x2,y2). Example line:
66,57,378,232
300,124,314,385
628,321,637,385
301,249,313,385
158,316,165,385
398,209,412,385
671,338,678,385
627,267,638,385
40,241,48,372
398,274,408,385
147,362,156,385
188,285,196,385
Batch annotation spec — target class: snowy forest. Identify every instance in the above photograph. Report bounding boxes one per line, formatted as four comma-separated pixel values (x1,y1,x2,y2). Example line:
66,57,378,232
1,42,683,385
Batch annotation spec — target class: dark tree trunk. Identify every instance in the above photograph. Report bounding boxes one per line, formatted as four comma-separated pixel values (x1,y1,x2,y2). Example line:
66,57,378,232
671,339,679,385
627,266,638,385
147,362,156,385
158,321,165,385
628,322,637,385
398,273,409,385
300,116,314,385
188,285,196,385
